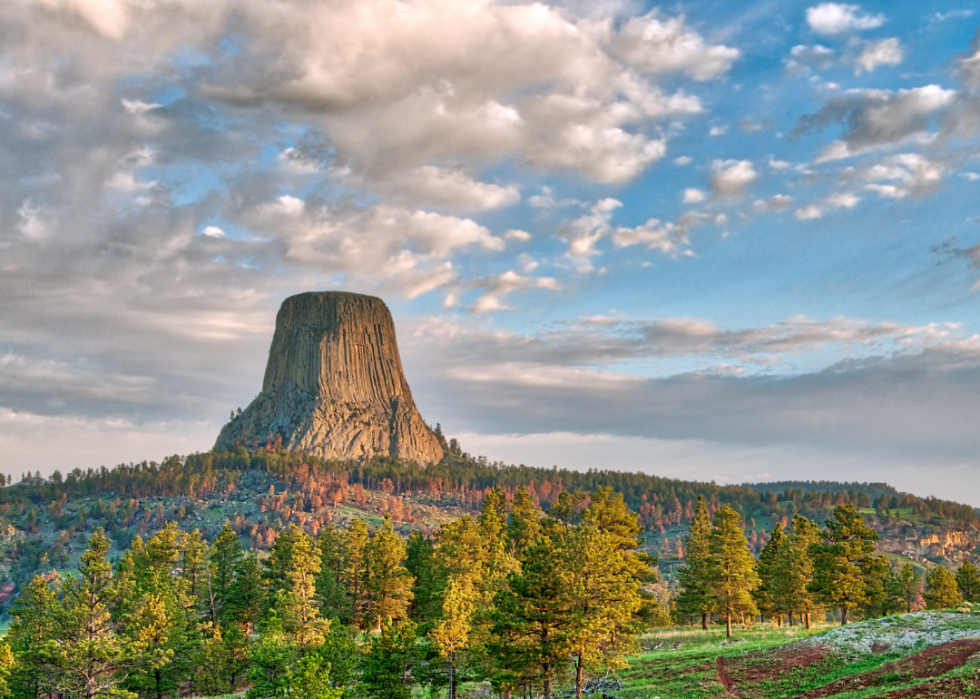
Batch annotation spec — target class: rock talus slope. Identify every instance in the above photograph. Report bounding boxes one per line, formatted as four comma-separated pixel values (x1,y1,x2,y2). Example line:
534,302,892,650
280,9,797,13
215,291,444,464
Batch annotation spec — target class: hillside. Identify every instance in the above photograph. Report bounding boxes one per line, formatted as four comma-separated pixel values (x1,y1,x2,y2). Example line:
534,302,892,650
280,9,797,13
0,442,976,604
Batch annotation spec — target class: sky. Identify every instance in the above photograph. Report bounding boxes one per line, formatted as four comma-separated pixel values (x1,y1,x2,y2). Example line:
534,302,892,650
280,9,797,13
2,0,980,505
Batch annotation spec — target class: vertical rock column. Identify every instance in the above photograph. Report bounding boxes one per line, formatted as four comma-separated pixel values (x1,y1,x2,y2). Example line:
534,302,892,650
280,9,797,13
214,291,444,464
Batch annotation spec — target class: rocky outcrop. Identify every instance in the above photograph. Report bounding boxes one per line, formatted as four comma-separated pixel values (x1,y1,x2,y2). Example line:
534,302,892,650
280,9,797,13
215,291,443,464
879,530,978,559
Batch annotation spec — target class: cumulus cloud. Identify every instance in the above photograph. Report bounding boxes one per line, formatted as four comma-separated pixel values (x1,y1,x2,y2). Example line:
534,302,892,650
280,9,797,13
468,271,560,313
855,38,903,74
795,191,861,219
785,44,836,73
795,85,957,160
709,159,758,198
683,188,707,203
806,3,885,35
604,11,740,80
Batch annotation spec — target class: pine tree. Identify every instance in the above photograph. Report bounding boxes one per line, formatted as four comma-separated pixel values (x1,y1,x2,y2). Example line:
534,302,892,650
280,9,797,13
924,566,963,609
676,496,715,630
277,526,326,646
707,505,760,638
753,523,784,624
211,526,243,625
6,575,57,699
955,560,980,603
246,615,296,699
343,519,370,626
898,563,921,612
226,553,265,634
45,529,131,699
405,531,441,629
809,505,878,625
431,576,477,699
562,521,641,699
774,515,822,628
360,619,418,699
489,536,571,699
507,487,541,559
315,525,353,624
361,515,414,631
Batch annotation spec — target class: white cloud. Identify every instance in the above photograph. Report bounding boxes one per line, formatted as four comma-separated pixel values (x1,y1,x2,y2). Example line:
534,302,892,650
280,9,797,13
794,191,861,219
798,85,957,161
468,270,559,313
709,159,758,198
505,229,532,242
387,166,521,212
753,194,793,212
683,188,707,203
709,124,728,137
785,44,836,73
806,3,885,35
201,226,226,238
673,155,692,165
855,38,903,74
604,11,740,80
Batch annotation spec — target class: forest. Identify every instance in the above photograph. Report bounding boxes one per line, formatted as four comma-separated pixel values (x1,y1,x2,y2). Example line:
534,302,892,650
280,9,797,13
0,470,977,699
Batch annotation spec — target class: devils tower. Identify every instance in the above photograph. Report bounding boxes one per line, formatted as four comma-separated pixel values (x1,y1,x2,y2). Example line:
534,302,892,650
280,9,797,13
214,291,444,464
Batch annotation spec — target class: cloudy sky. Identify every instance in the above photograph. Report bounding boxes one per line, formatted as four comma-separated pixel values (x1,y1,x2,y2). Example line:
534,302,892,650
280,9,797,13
3,0,980,504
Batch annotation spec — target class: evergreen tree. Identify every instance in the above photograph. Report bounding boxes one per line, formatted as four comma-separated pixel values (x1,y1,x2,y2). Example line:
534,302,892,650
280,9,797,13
245,615,296,699
7,576,57,699
210,526,243,624
405,531,441,629
489,536,570,699
773,515,821,628
342,519,370,626
707,505,760,638
809,505,878,625
361,515,414,631
562,521,641,699
753,523,784,624
315,526,353,624
45,529,131,699
507,487,541,559
431,576,477,699
897,563,921,613
284,654,342,699
924,566,963,609
955,560,980,603
676,496,715,630
226,553,265,634
360,619,418,699
273,526,325,646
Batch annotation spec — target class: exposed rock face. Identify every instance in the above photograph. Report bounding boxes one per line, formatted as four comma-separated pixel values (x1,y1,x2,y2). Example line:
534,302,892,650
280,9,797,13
215,291,444,464
879,530,978,559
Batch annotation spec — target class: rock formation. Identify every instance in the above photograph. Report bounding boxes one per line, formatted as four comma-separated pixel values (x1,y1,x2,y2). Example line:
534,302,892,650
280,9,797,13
214,291,444,464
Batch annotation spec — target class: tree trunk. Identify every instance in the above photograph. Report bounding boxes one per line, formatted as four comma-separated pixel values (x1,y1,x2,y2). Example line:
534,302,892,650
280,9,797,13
448,651,455,699
805,612,811,630
544,673,552,699
726,612,732,638
575,654,584,699
841,607,848,626
701,612,708,631
788,612,794,626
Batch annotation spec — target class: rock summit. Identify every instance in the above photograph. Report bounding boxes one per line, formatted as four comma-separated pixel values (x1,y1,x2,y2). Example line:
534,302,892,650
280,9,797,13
215,291,444,464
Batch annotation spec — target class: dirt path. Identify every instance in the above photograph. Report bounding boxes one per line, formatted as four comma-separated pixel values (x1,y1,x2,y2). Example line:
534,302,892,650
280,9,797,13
715,656,739,697
800,638,980,698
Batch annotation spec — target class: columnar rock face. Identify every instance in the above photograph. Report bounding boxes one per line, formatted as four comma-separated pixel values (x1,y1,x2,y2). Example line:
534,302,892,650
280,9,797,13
214,291,444,464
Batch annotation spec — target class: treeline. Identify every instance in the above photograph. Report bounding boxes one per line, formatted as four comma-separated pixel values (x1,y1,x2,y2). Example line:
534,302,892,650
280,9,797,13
674,500,980,634
7,443,979,530
1,487,657,699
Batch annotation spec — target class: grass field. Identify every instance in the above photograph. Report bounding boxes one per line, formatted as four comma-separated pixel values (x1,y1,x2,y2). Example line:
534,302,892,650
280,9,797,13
615,610,980,699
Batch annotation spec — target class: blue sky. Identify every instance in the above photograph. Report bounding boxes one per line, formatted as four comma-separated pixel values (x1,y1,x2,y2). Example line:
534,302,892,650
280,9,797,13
2,0,980,503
